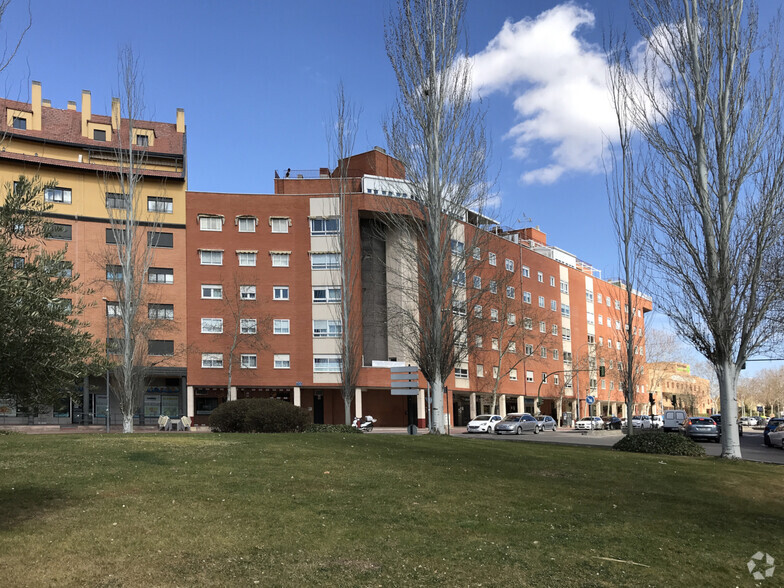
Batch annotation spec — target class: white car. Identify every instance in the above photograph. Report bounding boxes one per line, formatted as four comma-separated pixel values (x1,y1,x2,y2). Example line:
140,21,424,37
651,415,664,429
768,423,784,449
576,416,604,430
466,414,502,433
631,415,653,429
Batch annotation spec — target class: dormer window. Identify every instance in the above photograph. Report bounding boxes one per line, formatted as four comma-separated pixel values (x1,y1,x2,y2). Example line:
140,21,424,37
12,117,26,130
136,134,149,147
93,129,107,141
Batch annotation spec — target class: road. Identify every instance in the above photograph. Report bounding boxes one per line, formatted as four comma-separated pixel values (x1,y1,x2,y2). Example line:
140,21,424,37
453,427,784,465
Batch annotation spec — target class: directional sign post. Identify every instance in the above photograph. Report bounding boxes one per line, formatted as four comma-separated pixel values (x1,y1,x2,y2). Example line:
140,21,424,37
585,395,595,405
390,365,419,396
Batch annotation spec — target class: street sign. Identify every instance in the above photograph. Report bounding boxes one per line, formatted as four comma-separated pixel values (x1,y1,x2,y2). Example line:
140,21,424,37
586,395,595,405
390,365,419,396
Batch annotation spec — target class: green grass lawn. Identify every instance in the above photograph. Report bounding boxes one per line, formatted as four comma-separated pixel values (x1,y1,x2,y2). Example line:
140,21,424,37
0,432,780,587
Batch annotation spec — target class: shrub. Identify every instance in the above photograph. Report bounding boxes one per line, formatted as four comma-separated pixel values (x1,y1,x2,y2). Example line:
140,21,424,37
209,398,310,433
303,424,360,434
613,430,706,457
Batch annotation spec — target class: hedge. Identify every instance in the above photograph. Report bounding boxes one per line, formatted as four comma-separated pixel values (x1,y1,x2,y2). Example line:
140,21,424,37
209,398,310,433
613,430,706,457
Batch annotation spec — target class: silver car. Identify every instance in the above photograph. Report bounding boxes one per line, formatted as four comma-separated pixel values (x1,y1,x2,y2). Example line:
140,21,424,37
494,413,540,435
681,417,720,442
535,415,557,431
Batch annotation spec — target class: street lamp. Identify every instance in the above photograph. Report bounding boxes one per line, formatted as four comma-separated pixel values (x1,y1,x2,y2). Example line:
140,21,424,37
102,297,110,433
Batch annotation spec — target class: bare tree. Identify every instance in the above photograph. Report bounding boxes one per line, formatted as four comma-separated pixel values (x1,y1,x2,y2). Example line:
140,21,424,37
382,0,490,433
623,1,784,457
327,83,363,425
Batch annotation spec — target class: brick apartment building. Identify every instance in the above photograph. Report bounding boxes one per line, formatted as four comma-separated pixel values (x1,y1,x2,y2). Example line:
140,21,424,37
0,82,652,427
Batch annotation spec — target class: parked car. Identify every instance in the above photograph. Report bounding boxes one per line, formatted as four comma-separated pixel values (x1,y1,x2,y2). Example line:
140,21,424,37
710,414,742,437
763,417,784,446
768,423,784,449
631,415,653,429
576,416,604,430
602,416,623,430
535,415,557,432
651,415,664,429
740,416,757,427
466,414,502,434
663,409,688,432
494,413,539,435
681,417,720,442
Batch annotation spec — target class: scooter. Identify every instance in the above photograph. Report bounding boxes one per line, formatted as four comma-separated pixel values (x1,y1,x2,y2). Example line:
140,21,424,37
352,415,377,432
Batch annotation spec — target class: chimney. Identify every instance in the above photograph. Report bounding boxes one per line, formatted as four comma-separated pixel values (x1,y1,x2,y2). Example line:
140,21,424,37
31,81,42,130
176,108,185,133
42,99,51,108
67,101,76,111
111,97,120,131
81,90,91,137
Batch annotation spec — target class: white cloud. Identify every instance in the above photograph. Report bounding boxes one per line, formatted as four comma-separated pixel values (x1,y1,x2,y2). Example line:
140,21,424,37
470,4,617,184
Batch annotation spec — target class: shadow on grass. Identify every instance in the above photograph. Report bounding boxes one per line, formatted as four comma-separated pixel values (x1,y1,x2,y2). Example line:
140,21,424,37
0,485,70,531
125,451,171,466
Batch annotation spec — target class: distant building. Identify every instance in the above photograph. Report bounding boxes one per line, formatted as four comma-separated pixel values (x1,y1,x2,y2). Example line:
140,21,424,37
647,362,712,415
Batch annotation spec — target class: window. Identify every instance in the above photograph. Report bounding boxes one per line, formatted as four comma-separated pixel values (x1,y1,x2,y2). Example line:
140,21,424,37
490,308,499,322
550,276,555,287
200,250,223,266
489,280,497,294
455,367,468,379
488,252,496,266
473,247,481,260
540,346,547,358
563,351,572,362
475,336,483,348
586,290,594,303
311,253,340,270
274,354,291,369
539,295,545,308
148,340,174,356
105,229,127,245
148,231,173,248
525,343,534,355
273,286,289,300
598,315,603,325
240,285,257,300
136,134,149,147
45,187,72,204
473,275,482,289
607,297,611,307
505,258,514,271
615,320,621,330
453,271,466,287
148,267,174,284
476,365,484,378
12,256,24,269
587,312,594,325
553,349,559,360
615,300,621,310
563,328,571,341
270,217,290,233
474,305,483,318
554,375,560,385
238,217,256,232
240,319,257,334
201,318,223,334
542,372,548,383
551,300,557,311
12,116,26,130
311,218,340,235
506,286,515,299
492,366,499,379
238,251,257,266
587,334,595,344
537,271,543,283
201,353,223,368
597,293,603,304
552,324,558,335
510,369,518,381
93,129,106,141
450,240,465,255
273,319,290,334
507,313,516,326
148,304,174,320
314,355,341,372
46,223,72,240
105,193,129,209
523,291,532,304
241,354,257,369
540,321,546,333
106,301,121,317
491,338,499,350
560,280,569,294
147,197,172,213
313,319,342,338
201,284,222,299
107,264,123,281
452,300,466,316
561,304,570,318
313,287,341,303
509,342,517,353
526,370,534,383
523,317,532,330
199,216,223,231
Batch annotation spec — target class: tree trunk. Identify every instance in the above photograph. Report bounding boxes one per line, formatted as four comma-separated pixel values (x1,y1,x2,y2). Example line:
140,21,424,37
718,360,741,459
122,413,133,434
344,396,351,426
431,373,445,434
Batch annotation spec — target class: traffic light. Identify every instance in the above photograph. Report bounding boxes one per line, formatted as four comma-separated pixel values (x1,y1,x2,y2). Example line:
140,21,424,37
672,395,677,407
649,393,654,404
599,366,605,377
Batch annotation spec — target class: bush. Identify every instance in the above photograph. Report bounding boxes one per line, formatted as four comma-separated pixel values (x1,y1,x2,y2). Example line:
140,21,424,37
303,424,360,434
209,398,310,433
613,430,706,457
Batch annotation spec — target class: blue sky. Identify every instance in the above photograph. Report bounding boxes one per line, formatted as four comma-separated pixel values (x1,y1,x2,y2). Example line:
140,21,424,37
2,0,782,375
